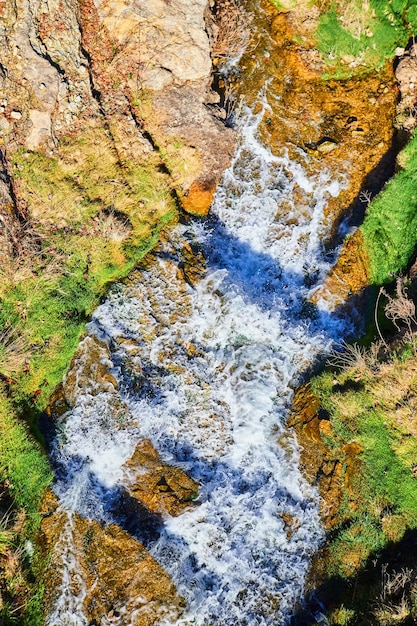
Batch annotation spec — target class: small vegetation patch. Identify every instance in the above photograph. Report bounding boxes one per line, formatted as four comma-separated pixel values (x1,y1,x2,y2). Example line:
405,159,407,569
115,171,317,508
360,131,417,285
0,390,52,624
316,0,417,78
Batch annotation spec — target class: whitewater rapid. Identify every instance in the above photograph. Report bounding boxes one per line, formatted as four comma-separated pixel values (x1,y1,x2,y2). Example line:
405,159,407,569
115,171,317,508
47,107,349,625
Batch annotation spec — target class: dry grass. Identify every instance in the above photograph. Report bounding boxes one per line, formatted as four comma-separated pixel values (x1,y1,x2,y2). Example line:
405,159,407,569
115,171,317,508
212,0,252,60
373,564,417,625
0,325,31,379
383,278,417,336
327,340,382,374
336,0,375,40
92,208,132,243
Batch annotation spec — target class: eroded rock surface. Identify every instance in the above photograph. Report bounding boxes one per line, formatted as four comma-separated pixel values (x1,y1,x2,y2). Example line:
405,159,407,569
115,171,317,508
63,335,118,407
288,384,365,533
0,0,236,218
125,439,199,517
310,229,370,310
288,385,345,530
40,491,184,625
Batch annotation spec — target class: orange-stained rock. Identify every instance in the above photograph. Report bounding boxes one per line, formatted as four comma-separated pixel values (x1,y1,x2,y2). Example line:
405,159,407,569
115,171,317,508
181,180,217,217
288,384,348,529
144,82,237,217
125,439,199,517
310,230,370,310
234,0,397,233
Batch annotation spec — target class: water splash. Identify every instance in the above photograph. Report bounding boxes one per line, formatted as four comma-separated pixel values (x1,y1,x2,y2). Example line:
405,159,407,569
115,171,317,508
45,513,88,626
48,106,349,624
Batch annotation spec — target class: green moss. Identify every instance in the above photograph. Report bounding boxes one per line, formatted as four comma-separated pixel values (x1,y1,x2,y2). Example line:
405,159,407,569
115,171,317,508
2,135,177,409
0,389,52,625
359,412,417,523
360,132,417,285
0,391,52,529
312,344,417,585
328,515,386,578
316,0,417,78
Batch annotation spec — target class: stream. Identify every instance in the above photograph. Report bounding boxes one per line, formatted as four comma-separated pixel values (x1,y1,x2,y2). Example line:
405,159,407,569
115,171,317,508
45,98,352,625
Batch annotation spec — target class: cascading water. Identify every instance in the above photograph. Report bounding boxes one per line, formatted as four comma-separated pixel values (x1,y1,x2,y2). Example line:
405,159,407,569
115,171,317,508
46,105,350,625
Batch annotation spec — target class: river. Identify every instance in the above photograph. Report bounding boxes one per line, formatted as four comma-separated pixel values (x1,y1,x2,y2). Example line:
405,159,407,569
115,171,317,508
43,91,352,624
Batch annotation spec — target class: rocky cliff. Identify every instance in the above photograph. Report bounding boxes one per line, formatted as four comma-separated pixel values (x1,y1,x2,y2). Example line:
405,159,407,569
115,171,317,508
0,0,236,216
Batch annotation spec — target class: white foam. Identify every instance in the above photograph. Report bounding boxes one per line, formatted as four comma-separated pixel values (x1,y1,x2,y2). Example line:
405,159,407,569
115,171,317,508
48,105,349,624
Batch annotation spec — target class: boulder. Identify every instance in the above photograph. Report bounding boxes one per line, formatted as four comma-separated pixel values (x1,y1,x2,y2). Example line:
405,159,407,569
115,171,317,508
125,439,199,517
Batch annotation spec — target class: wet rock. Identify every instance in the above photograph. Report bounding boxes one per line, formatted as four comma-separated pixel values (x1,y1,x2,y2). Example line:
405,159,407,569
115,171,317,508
310,229,370,310
63,336,118,407
288,384,346,529
179,241,207,286
125,439,199,517
281,512,300,539
39,503,184,624
305,137,338,155
234,0,397,233
317,139,338,154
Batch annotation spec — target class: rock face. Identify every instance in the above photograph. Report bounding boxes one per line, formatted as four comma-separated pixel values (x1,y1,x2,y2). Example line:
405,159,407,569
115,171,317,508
125,439,199,517
288,385,345,530
288,384,366,535
310,229,370,310
0,0,236,217
40,491,185,625
395,44,417,132
63,335,118,407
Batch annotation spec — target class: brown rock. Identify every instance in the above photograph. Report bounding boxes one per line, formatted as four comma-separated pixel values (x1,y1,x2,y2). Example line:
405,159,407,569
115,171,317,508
319,419,332,437
40,509,184,624
125,439,199,517
146,82,237,216
63,335,118,407
179,241,207,285
281,512,300,539
310,230,370,310
231,0,397,246
288,384,347,529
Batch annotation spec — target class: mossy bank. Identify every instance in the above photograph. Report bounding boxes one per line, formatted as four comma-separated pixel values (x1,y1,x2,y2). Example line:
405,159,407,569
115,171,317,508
290,322,417,624
0,133,179,622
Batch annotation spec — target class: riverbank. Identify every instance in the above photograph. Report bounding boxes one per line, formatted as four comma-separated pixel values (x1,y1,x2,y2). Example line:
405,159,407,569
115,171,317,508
0,0,237,619
290,311,417,624
2,0,417,623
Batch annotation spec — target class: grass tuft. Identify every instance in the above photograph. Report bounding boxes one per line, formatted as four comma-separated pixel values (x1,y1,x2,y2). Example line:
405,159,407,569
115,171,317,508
360,131,417,285
316,0,417,77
